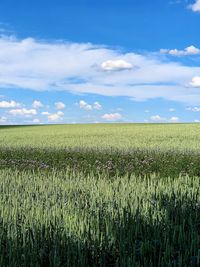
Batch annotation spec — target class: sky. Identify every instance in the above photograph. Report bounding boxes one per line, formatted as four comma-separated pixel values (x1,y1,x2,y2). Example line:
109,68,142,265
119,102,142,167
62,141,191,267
0,0,200,124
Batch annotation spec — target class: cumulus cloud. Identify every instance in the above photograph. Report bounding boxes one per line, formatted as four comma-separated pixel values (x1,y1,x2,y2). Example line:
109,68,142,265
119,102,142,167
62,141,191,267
32,118,40,123
0,100,20,108
188,0,200,12
169,108,175,112
0,116,7,123
189,76,200,88
79,100,102,110
160,45,200,56
102,113,122,121
101,59,133,71
47,111,64,121
169,116,179,122
55,102,65,110
0,36,200,104
186,106,200,112
57,111,64,116
41,111,50,115
41,110,63,121
150,115,165,122
32,100,43,109
150,115,179,123
8,108,37,116
93,101,102,110
79,100,92,111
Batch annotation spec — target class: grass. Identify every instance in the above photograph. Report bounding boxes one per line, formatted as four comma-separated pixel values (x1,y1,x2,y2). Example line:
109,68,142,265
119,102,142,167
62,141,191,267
0,123,200,266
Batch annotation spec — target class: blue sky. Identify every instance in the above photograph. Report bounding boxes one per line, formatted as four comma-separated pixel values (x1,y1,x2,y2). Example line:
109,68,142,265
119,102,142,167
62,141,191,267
0,0,200,124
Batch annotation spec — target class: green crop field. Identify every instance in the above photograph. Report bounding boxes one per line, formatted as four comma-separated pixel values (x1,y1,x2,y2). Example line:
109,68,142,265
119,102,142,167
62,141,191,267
0,123,200,267
0,123,200,151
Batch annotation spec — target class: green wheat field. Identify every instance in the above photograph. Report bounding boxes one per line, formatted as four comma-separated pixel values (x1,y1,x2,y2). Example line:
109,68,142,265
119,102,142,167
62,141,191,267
0,123,200,267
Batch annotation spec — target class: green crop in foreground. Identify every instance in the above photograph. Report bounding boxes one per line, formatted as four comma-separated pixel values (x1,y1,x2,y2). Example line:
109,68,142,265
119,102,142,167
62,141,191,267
0,123,200,151
0,168,200,267
0,123,200,266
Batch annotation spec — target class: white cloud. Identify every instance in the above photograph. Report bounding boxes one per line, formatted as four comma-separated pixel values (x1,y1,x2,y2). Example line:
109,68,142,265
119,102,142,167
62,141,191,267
41,110,64,121
101,59,133,71
79,100,92,111
150,115,165,122
188,0,200,12
169,108,175,112
102,113,122,121
32,100,43,109
0,100,20,108
8,108,37,116
185,45,200,54
79,100,102,110
169,116,179,122
93,101,102,110
194,119,200,122
48,111,64,121
186,106,200,112
150,115,179,123
48,114,61,121
41,111,50,115
0,116,7,123
32,118,40,123
55,102,65,110
57,111,64,116
160,45,200,56
0,36,200,104
189,76,200,88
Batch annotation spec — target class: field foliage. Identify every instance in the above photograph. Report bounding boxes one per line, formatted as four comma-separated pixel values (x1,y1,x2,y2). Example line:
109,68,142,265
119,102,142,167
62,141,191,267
0,124,200,266
0,123,200,151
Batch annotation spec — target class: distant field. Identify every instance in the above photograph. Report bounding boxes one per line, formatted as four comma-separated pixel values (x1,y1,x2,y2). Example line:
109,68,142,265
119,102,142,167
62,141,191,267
0,123,200,151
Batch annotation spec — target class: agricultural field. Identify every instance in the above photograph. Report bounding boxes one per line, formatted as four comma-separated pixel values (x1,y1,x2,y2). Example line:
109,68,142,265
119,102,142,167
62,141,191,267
0,123,200,151
0,123,200,267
